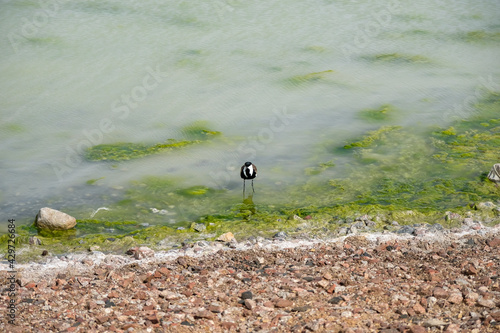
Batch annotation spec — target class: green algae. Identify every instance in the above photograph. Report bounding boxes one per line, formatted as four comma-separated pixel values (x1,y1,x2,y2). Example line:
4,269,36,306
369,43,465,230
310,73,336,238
320,93,500,212
357,104,397,123
85,122,221,161
343,126,402,149
177,186,211,196
302,46,327,53
86,177,105,185
460,30,500,43
285,70,334,86
304,160,335,176
363,53,431,64
85,140,199,161
180,121,222,140
1,123,24,134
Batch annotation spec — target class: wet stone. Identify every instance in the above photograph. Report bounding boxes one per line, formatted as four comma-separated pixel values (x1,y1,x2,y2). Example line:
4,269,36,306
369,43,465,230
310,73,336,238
273,231,287,239
397,225,415,235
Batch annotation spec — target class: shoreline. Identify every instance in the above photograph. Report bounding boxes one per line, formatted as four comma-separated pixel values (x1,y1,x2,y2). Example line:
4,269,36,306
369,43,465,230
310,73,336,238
1,222,499,332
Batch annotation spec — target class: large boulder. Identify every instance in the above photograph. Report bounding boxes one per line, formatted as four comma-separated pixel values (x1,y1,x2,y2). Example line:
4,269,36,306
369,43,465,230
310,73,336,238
36,207,76,230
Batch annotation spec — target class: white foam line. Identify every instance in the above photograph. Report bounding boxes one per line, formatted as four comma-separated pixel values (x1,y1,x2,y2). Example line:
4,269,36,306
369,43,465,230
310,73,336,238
2,225,499,283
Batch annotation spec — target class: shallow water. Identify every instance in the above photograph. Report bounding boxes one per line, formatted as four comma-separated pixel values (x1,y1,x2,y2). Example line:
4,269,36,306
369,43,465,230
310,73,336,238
1,0,499,229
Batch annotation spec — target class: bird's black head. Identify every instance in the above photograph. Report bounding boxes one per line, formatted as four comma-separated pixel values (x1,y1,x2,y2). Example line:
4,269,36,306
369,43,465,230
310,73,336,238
244,161,252,166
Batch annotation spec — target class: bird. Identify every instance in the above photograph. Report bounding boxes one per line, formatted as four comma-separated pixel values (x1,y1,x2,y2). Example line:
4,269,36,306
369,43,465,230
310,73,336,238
240,161,257,195
487,163,500,187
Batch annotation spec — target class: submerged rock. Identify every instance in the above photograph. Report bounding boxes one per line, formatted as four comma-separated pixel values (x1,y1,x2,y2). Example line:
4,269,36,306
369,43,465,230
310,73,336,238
35,207,76,230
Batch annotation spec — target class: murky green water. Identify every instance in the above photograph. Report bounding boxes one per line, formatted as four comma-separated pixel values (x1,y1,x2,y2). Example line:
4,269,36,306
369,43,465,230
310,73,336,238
1,0,499,238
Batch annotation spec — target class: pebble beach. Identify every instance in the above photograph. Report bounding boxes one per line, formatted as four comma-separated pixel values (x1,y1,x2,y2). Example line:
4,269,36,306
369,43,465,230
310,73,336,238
1,219,499,332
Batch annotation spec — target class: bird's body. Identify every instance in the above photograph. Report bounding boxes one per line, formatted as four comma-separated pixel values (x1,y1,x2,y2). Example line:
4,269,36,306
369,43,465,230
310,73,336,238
488,163,500,187
241,162,257,195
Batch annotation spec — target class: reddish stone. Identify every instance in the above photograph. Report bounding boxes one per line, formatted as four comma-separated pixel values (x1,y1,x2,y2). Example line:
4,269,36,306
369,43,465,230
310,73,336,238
275,299,293,308
462,262,478,275
119,278,133,288
433,287,450,299
122,323,140,330
263,301,274,308
444,324,461,333
327,284,337,294
56,279,67,286
25,282,37,290
191,297,203,306
208,305,222,313
448,292,463,304
413,302,426,314
487,237,500,247
86,301,98,310
146,313,159,324
194,310,214,319
221,322,237,329
410,325,427,333
108,291,120,298
489,311,500,321
133,291,148,300
158,267,170,276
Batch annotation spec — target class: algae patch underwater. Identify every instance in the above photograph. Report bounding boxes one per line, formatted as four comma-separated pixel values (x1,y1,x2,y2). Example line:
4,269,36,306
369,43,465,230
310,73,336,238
317,93,500,211
85,122,221,161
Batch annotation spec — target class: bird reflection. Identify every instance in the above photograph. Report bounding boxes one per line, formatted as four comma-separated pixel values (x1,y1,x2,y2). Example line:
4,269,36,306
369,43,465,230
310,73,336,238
240,194,256,218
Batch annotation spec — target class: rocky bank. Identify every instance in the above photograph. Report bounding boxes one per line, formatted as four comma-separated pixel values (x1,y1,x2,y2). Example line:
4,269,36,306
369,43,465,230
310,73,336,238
0,223,499,332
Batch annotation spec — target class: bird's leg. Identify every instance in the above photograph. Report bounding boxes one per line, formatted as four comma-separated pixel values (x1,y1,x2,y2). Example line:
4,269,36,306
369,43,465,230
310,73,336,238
243,180,246,197
252,179,255,193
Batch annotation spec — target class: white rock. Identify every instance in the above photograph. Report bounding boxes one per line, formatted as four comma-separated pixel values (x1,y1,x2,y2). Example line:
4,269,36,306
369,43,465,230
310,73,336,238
36,207,76,230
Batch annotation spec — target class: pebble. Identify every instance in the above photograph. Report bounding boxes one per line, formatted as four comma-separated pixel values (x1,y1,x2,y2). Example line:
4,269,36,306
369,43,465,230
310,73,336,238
216,232,235,243
273,231,287,239
423,318,447,327
397,225,415,235
275,299,293,308
126,246,155,259
477,296,496,308
409,326,427,333
244,299,256,310
241,291,253,300
4,224,500,333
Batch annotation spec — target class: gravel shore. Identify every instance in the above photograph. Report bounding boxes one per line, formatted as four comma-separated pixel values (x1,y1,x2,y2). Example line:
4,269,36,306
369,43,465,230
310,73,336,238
1,223,499,332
